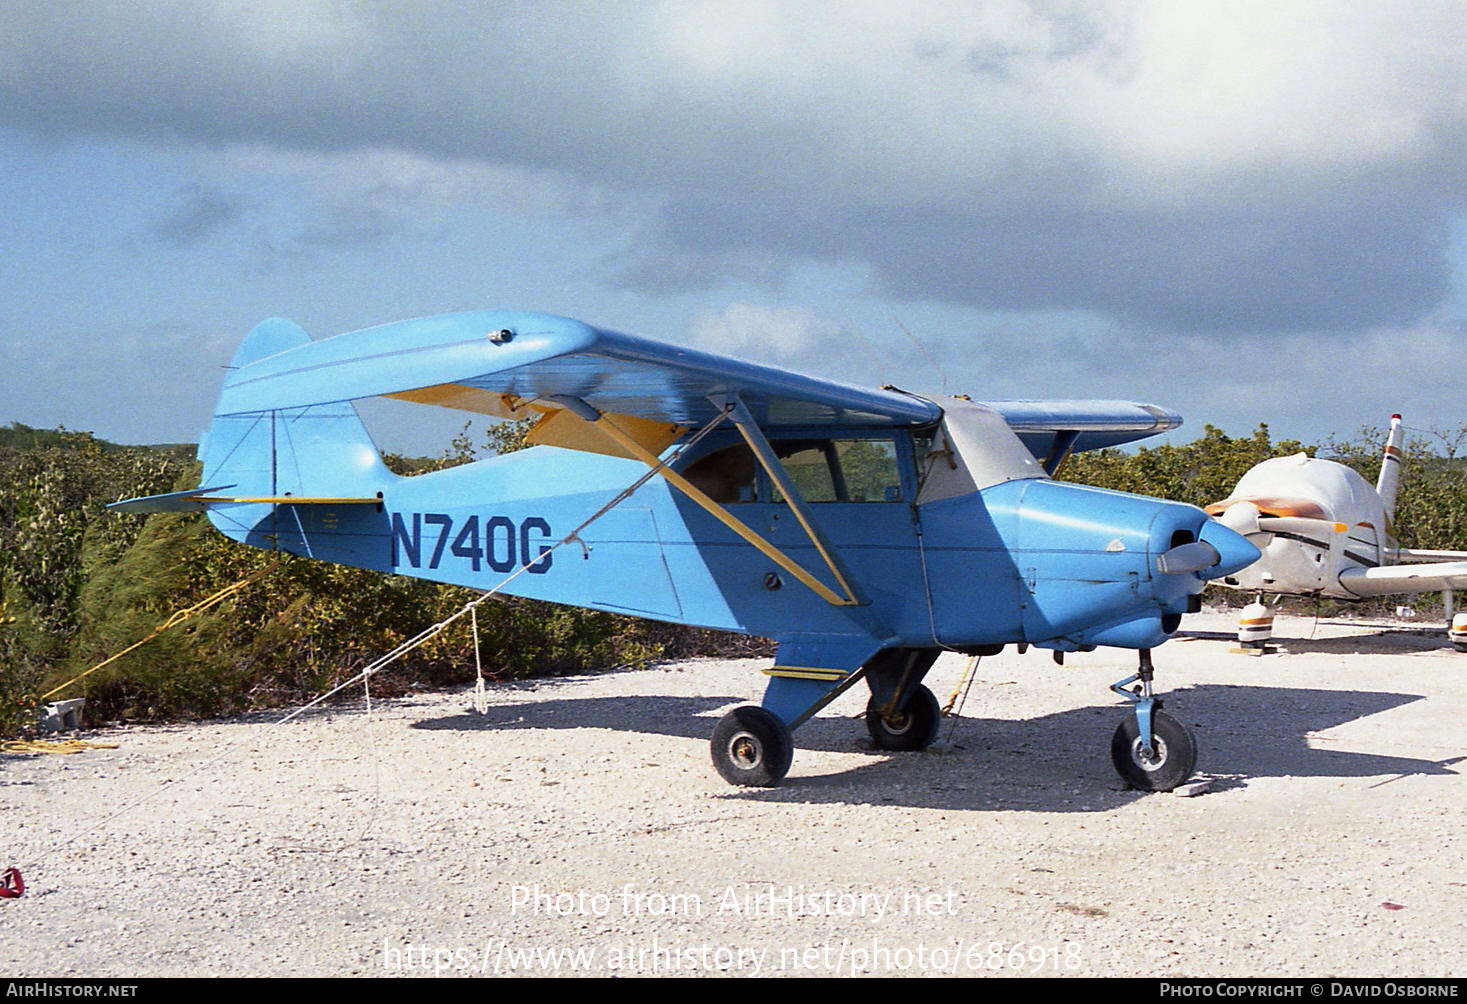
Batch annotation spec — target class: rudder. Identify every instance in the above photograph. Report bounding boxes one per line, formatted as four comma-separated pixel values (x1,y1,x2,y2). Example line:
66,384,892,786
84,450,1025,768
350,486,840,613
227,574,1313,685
1375,413,1405,521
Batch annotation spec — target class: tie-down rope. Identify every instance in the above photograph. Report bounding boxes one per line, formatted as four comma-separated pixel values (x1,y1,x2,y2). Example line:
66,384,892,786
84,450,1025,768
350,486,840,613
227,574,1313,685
6,408,733,883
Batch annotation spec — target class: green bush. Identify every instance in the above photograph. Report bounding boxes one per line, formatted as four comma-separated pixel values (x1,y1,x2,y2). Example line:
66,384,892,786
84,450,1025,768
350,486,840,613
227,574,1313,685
0,422,731,732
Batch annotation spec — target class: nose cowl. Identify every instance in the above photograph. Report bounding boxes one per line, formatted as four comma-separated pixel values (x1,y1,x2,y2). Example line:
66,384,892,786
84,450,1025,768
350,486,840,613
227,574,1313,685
1196,519,1262,578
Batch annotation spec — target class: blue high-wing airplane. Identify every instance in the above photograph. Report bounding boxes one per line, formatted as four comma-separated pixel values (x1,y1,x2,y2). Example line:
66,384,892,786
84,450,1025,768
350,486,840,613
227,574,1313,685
111,311,1258,790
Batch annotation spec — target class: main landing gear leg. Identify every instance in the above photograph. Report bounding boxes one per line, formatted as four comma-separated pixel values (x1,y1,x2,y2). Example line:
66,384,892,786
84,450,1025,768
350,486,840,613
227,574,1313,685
1108,648,1197,791
710,668,869,788
708,647,944,787
862,648,943,752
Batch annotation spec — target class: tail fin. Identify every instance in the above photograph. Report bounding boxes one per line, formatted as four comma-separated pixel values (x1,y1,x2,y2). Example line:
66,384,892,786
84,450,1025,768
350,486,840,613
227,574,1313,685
198,319,394,541
1375,413,1405,520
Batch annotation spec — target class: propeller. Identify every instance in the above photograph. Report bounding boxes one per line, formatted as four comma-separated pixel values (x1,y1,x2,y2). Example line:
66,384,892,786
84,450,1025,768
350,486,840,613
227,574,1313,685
1155,541,1222,575
1216,500,1343,540
1256,515,1345,538
1154,520,1261,578
1217,500,1261,536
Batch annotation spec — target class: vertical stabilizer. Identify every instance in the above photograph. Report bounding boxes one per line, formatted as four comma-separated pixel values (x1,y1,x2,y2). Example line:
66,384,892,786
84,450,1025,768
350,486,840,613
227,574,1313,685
198,319,395,543
1376,413,1405,520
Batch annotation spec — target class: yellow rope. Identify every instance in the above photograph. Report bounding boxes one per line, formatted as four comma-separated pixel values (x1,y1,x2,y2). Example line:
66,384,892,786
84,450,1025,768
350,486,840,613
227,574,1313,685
2,739,120,755
38,559,281,702
942,655,980,715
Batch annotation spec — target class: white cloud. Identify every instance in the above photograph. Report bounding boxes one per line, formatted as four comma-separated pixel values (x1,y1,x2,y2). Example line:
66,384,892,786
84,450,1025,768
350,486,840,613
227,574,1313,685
3,2,1465,331
688,302,841,360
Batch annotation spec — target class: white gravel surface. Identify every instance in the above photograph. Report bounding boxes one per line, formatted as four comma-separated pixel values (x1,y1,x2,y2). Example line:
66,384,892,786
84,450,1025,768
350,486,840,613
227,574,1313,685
2,610,1464,978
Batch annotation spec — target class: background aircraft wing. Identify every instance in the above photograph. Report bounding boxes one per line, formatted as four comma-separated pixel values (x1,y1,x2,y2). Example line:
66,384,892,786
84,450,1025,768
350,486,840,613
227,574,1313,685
982,399,1182,472
1339,561,1467,598
1393,547,1467,563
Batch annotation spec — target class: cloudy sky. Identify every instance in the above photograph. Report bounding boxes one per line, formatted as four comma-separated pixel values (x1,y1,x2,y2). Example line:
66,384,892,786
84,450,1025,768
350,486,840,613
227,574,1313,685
3,1,1464,455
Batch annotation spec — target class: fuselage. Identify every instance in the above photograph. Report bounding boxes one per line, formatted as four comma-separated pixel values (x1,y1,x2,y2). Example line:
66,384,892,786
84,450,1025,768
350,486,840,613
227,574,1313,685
221,405,1255,654
1212,453,1393,598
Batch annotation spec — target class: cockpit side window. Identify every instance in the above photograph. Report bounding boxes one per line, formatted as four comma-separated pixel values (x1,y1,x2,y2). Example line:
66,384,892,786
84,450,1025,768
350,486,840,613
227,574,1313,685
773,441,839,502
772,437,903,503
678,433,910,504
835,439,902,502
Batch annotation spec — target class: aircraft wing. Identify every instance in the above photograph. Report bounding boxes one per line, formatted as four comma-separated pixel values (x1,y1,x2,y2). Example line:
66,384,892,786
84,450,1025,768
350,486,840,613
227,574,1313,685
204,311,1182,464
215,311,941,433
985,400,1182,457
975,399,1181,473
1393,547,1467,564
1339,561,1467,598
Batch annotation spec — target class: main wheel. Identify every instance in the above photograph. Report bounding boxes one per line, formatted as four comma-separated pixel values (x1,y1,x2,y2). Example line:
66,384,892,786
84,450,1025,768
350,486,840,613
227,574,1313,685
865,684,941,751
1110,708,1197,791
710,706,793,787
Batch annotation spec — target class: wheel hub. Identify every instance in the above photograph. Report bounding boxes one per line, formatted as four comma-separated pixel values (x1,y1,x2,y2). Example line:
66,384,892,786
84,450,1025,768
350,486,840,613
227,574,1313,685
882,710,912,734
729,732,762,769
1130,735,1169,772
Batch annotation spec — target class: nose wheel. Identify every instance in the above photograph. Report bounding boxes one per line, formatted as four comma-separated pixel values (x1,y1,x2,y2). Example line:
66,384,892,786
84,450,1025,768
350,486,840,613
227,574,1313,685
1108,648,1198,791
1110,708,1195,791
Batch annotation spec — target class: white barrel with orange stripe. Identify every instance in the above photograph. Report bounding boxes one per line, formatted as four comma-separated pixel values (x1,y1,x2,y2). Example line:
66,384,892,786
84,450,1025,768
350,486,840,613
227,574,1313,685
1238,601,1274,647
1450,612,1467,652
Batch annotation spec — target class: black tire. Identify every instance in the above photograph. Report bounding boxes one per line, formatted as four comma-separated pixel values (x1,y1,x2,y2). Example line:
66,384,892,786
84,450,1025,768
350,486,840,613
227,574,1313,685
865,684,942,752
710,706,793,787
1110,708,1197,792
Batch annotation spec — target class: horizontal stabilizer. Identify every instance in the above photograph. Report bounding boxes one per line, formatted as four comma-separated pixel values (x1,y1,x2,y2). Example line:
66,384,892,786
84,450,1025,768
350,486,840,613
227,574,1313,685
108,486,380,514
107,485,238,513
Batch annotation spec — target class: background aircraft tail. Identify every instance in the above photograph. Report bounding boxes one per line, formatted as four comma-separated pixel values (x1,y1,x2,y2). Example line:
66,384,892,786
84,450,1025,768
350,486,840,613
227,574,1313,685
198,318,394,506
1375,413,1404,520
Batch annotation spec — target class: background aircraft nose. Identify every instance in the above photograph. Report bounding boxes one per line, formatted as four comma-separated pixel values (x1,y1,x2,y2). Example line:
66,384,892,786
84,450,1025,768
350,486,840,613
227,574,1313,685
1196,518,1261,578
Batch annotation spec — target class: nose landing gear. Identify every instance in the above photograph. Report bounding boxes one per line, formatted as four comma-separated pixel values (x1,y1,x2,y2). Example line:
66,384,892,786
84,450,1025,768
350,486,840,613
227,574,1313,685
1108,648,1197,791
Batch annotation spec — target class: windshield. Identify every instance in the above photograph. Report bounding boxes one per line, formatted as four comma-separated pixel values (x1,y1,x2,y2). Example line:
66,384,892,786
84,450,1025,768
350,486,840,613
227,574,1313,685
916,398,1047,504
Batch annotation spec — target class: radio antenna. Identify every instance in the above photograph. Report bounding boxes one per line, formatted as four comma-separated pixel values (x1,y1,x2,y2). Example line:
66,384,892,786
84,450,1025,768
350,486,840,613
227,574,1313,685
891,316,948,396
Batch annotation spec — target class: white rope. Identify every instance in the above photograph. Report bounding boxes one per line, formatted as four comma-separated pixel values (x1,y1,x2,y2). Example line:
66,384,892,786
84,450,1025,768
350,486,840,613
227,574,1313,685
471,605,488,715
15,408,735,874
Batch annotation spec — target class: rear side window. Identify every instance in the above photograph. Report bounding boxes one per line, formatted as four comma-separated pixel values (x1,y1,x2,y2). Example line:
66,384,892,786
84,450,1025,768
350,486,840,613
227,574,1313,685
682,443,757,503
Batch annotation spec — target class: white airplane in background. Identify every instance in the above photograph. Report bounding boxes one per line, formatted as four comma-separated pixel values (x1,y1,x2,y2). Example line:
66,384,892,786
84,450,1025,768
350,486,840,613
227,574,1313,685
1206,415,1467,650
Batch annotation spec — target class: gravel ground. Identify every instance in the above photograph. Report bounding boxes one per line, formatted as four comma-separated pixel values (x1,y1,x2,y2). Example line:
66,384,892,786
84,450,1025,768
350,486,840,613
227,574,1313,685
2,610,1464,978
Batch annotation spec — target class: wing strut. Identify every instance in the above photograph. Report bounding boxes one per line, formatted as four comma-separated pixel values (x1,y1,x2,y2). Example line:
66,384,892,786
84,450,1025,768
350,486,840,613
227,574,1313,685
1041,430,1080,476
718,394,865,606
556,398,861,607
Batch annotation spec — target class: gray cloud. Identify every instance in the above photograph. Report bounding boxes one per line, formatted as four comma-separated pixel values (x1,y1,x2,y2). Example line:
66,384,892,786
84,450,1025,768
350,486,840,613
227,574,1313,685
5,2,1466,335
297,204,401,248
151,183,247,246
